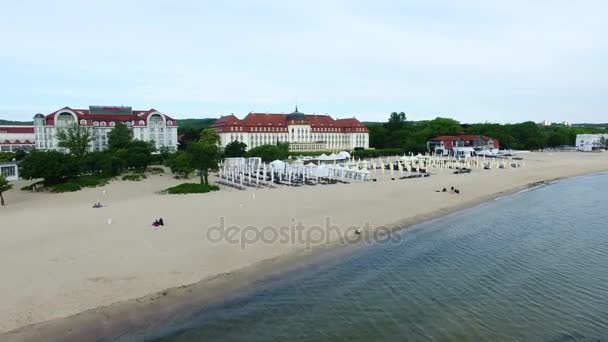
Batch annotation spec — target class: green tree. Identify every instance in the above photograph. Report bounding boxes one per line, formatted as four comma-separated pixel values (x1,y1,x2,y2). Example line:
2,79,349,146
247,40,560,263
0,152,15,163
224,141,247,158
187,141,220,185
56,125,93,158
107,122,134,150
118,140,156,172
0,174,12,206
600,136,608,149
385,112,407,131
167,151,195,178
246,143,289,163
19,150,79,185
200,128,220,146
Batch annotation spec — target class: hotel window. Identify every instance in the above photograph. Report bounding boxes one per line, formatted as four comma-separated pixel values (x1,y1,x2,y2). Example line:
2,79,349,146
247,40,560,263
139,120,145,126
93,121,99,127
80,119,87,125
110,122,115,127
100,122,107,127
167,120,173,126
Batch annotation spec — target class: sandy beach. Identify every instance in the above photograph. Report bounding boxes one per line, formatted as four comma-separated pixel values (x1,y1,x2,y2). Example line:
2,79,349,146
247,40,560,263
1,152,607,339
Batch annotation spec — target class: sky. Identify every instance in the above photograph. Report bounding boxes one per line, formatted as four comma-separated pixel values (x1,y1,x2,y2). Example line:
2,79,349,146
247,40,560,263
1,0,607,123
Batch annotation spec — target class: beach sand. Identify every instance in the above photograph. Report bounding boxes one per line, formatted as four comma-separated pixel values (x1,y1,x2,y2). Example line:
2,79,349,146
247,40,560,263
0,152,607,338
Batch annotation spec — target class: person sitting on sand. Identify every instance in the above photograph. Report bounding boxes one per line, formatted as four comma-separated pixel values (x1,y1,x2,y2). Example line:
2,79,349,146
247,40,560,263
454,189,460,194
159,218,164,226
442,188,447,192
152,219,160,227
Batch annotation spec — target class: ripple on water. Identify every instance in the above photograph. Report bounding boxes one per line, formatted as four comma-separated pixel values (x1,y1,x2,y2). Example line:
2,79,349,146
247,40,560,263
137,174,608,341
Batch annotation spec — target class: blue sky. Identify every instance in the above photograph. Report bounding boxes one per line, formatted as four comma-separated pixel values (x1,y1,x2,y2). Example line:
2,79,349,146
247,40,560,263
1,0,606,123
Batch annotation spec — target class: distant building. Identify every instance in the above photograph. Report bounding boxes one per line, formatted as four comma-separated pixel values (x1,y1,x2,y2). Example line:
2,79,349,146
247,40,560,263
0,126,35,152
541,120,552,126
563,121,572,127
0,161,19,181
33,106,178,152
211,107,369,151
575,134,608,151
427,135,500,156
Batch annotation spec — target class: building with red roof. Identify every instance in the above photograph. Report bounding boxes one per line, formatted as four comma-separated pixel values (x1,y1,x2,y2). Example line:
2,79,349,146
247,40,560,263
211,107,369,151
33,106,178,152
0,126,36,152
427,135,500,155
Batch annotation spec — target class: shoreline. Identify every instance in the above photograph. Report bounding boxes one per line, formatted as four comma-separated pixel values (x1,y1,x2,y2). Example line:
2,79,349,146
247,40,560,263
4,169,606,342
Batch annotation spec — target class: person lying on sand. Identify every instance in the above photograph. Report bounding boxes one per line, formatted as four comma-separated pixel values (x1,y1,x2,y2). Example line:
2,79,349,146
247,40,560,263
93,203,103,208
152,220,160,227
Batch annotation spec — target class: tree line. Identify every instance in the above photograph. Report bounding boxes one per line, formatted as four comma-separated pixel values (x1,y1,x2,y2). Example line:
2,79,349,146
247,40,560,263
366,112,604,153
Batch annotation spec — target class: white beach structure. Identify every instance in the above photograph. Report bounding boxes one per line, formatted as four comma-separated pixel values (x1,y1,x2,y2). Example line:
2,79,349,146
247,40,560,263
0,161,19,181
576,134,608,152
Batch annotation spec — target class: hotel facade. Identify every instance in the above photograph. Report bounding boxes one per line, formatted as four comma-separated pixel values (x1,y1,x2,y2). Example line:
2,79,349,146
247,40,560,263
33,106,178,152
0,126,36,152
211,108,369,151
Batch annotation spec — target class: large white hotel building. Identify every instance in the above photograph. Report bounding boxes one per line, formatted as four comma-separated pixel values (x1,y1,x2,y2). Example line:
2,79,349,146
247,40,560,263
211,108,369,151
33,106,178,152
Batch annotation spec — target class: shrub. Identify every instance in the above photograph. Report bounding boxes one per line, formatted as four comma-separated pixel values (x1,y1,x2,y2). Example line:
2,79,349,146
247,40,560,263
50,182,83,193
0,152,16,162
147,167,165,174
351,148,404,159
122,173,147,181
164,183,220,194
49,175,109,193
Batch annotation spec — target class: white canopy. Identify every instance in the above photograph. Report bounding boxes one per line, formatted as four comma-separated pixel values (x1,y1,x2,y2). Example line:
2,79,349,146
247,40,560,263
336,151,351,159
269,159,286,171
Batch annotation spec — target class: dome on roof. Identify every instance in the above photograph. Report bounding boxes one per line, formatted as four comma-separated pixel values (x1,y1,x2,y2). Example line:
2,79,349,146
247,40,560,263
34,113,45,119
286,106,306,121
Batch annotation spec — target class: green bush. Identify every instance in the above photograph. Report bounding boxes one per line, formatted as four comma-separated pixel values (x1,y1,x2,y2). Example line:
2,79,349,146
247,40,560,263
122,173,147,181
351,148,404,158
164,183,220,194
50,182,83,193
49,175,109,193
147,167,165,174
0,152,16,162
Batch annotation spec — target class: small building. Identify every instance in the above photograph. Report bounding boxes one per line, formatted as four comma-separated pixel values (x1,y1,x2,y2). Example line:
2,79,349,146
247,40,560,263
0,161,19,181
0,126,36,152
427,135,500,156
211,107,369,152
575,134,608,151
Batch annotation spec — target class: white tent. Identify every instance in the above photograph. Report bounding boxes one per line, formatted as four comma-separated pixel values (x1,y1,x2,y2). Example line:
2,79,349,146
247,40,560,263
317,153,330,161
337,151,351,160
328,153,338,160
269,159,286,172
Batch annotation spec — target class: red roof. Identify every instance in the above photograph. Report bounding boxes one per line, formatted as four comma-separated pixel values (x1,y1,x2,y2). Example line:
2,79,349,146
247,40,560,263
43,107,177,126
0,126,35,134
211,112,368,133
429,135,500,149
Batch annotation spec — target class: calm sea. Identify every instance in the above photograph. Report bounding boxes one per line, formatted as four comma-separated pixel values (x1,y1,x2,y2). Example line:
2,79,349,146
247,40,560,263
137,173,608,341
